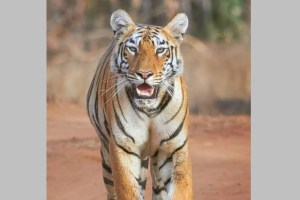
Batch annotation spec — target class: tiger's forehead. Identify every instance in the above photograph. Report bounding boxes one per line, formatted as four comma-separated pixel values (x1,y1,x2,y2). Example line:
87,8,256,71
125,25,169,48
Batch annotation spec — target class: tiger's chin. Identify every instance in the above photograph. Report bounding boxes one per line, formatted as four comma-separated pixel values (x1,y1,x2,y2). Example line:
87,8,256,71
134,98,157,108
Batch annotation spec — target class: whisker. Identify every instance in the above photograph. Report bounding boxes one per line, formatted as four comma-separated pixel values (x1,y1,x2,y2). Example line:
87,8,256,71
107,74,124,78
102,74,125,81
99,78,119,84
104,84,126,105
126,77,136,81
167,84,175,93
127,75,136,79
160,81,174,97
100,80,127,96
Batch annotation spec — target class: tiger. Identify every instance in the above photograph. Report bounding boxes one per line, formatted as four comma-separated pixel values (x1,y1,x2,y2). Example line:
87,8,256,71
87,9,192,200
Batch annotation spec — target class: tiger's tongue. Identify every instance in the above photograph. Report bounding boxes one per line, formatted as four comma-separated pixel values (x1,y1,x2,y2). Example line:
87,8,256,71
136,83,154,96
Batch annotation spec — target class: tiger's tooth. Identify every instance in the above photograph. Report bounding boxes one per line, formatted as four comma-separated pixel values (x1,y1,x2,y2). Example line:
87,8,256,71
136,88,141,96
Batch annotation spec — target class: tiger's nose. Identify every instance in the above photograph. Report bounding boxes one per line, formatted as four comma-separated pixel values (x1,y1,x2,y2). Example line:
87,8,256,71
136,71,154,79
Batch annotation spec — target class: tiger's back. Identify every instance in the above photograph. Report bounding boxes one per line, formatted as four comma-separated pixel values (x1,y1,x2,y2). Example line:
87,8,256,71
87,9,192,200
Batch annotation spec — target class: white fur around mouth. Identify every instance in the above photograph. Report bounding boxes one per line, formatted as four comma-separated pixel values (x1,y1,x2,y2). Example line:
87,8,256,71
136,83,154,97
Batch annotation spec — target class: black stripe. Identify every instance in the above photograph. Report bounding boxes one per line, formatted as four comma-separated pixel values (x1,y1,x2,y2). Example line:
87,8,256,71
149,91,169,113
169,46,174,69
113,103,135,143
100,140,109,159
148,90,172,117
141,158,149,168
114,58,118,67
140,180,147,190
135,176,147,189
152,149,159,158
100,61,109,90
158,157,172,170
152,178,172,195
103,70,109,105
152,35,160,40
153,186,166,194
164,177,172,186
132,104,144,120
100,137,109,152
94,94,100,122
135,176,141,182
102,161,112,174
125,88,144,120
129,38,135,44
116,84,127,123
159,139,187,170
92,115,109,143
120,45,126,67
100,148,105,159
112,134,140,158
103,177,114,186
165,78,184,124
100,149,108,160
160,105,188,145
117,42,123,55
104,115,111,136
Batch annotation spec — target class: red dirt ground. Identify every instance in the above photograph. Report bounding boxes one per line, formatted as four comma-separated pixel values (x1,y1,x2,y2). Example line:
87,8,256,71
47,103,250,200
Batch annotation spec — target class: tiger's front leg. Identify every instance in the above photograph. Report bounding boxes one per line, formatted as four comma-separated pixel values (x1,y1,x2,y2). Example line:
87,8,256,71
151,140,193,200
168,144,193,200
109,135,145,200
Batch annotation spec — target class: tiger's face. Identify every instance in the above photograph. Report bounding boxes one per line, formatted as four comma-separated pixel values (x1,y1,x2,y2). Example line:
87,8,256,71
110,10,188,107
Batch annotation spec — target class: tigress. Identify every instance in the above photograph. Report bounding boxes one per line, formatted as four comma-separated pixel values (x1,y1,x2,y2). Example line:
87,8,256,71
87,9,192,200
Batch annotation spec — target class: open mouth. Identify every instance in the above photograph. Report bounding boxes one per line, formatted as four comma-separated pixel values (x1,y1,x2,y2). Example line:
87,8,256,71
133,83,158,99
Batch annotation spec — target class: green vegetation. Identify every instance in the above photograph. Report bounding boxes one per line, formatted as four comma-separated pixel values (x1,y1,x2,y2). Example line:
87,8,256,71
191,0,249,41
80,0,250,42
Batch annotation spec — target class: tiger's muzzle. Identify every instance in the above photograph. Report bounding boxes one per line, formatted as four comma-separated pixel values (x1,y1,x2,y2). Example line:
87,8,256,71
128,70,160,100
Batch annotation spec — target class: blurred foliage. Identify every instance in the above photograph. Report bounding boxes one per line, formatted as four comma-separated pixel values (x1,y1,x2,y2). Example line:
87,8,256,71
191,0,250,41
48,0,250,42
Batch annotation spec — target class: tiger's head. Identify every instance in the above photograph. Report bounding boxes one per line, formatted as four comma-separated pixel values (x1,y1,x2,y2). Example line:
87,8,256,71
110,9,188,107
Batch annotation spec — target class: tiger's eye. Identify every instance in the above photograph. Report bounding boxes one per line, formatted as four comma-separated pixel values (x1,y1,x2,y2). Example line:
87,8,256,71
128,47,137,52
156,48,165,54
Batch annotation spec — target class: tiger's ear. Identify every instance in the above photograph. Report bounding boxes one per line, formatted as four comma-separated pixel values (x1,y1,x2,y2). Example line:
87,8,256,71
164,13,188,43
110,9,135,35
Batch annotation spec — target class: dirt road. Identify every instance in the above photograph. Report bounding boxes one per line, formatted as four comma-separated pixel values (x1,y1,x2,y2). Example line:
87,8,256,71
47,103,250,200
